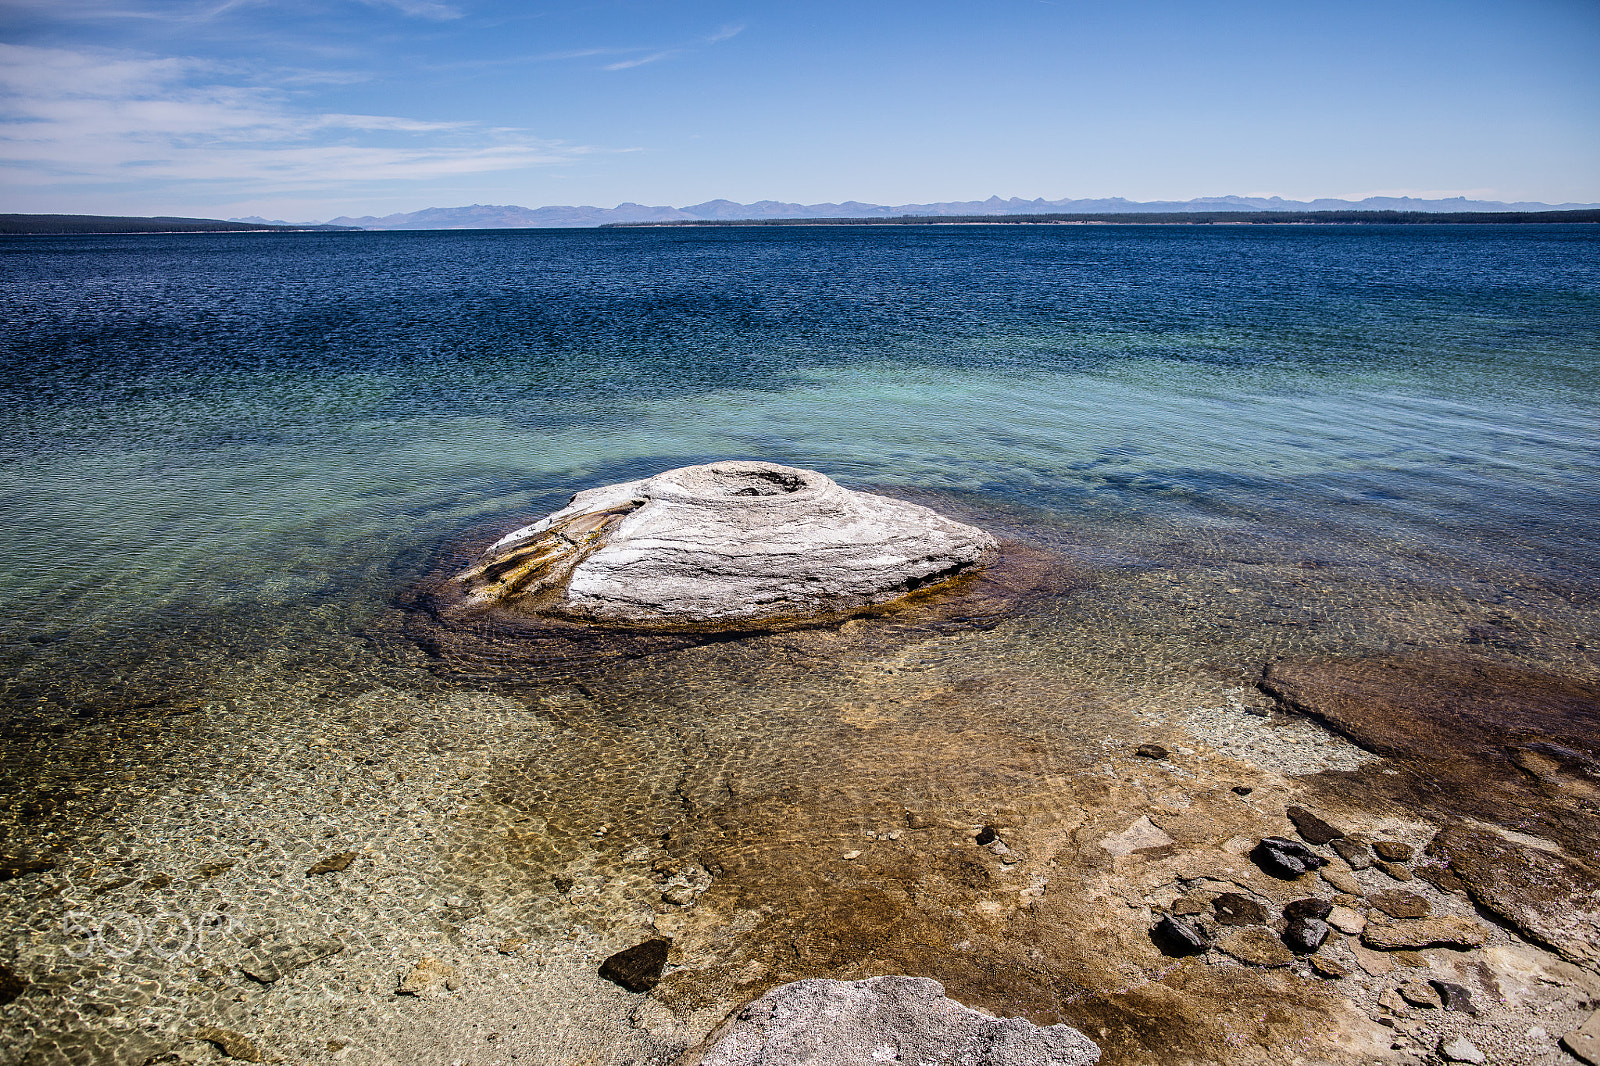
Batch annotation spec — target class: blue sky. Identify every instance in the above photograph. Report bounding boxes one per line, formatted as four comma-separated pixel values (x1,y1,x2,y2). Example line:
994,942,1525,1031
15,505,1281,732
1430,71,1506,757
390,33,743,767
1,0,1597,220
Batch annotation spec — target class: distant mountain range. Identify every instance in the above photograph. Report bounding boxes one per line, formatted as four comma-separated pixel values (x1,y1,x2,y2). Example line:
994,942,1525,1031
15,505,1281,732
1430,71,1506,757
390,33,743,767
274,194,1600,230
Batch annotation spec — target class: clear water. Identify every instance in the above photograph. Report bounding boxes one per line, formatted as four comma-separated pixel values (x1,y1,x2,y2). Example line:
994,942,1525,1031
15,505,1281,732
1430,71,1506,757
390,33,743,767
3,225,1596,686
3,224,1599,1059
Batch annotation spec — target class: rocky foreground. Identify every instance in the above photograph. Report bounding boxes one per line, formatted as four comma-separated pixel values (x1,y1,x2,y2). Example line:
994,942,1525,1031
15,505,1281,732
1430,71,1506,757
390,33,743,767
1,492,1597,1066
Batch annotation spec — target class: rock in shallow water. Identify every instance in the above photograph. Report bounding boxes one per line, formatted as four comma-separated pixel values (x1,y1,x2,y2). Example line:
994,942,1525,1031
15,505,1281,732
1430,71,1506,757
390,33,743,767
456,461,997,627
687,976,1100,1066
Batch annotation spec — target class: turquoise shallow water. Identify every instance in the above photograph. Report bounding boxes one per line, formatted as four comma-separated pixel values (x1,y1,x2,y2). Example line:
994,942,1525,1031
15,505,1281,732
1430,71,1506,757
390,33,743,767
1,224,1598,717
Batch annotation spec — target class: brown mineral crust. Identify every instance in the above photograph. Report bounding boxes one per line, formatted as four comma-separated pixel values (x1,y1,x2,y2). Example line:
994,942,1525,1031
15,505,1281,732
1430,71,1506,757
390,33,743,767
1427,824,1600,969
401,535,1067,680
1258,653,1600,856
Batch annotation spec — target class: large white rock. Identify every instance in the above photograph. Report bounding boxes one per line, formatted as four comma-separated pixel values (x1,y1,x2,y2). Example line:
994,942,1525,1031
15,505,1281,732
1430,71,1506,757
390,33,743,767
456,462,997,626
683,975,1100,1066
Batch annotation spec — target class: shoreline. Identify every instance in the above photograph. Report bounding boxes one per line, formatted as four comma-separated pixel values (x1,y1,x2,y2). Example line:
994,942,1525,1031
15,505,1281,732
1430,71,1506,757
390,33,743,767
3,503,1597,1065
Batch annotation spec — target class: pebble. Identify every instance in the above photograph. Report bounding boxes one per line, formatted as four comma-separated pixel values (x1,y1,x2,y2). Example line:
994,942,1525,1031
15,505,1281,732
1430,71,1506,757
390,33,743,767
1376,860,1414,881
1151,916,1210,956
1251,837,1328,878
1286,806,1344,845
1283,917,1331,954
1367,891,1431,919
1373,841,1414,863
305,851,357,876
1429,979,1479,1015
1331,838,1373,869
1283,897,1332,922
974,826,998,846
396,956,456,996
1398,980,1440,1008
1440,1035,1486,1064
1135,744,1169,760
599,939,671,993
1320,867,1362,894
1230,785,1254,795
1309,956,1350,979
1212,892,1268,925
1218,929,1295,968
1327,906,1365,934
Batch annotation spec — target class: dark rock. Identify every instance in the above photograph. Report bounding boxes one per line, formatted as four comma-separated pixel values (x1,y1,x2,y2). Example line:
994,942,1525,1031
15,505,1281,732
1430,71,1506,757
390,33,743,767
552,875,574,894
1286,806,1343,845
1373,841,1413,863
1251,836,1328,879
1284,917,1331,954
1331,838,1373,869
1212,892,1268,925
1231,786,1254,795
600,938,671,992
1135,744,1169,760
0,962,24,1005
1368,891,1430,919
1151,915,1210,956
192,860,235,880
143,873,172,890
1283,897,1333,922
0,857,55,881
974,825,998,846
1429,980,1479,1015
305,851,357,876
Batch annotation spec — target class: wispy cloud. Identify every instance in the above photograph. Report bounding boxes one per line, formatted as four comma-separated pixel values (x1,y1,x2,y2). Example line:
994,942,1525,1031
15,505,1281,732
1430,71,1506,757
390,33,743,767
358,0,463,20
602,51,673,71
0,44,593,191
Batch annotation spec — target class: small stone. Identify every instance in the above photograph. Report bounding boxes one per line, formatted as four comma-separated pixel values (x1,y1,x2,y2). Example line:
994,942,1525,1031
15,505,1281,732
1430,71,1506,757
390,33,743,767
599,938,671,993
305,851,357,876
1283,897,1332,922
1218,929,1295,968
1327,906,1365,935
496,937,527,955
1394,950,1429,968
197,1027,264,1063
1398,980,1440,1008
1562,1010,1600,1065
0,963,25,1006
1428,979,1479,1015
1151,915,1210,956
444,975,462,992
1348,941,1394,976
1331,838,1373,869
1440,1035,1487,1064
1231,786,1254,795
1362,917,1488,950
397,956,456,995
1373,841,1414,863
0,856,55,881
1135,744,1169,760
1321,867,1362,894
1368,891,1431,919
841,850,862,861
1376,860,1414,881
1286,806,1344,845
143,873,173,890
974,826,998,846
1283,917,1331,954
1212,892,1268,926
1251,836,1328,878
1310,956,1350,979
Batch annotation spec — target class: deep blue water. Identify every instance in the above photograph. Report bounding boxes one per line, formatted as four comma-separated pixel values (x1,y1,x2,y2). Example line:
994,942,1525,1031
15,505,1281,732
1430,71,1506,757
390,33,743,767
2,224,1598,710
